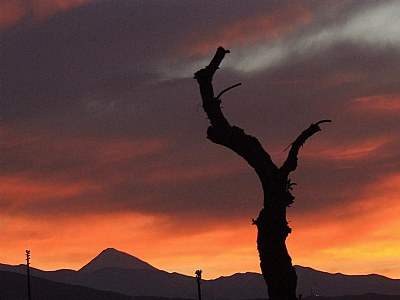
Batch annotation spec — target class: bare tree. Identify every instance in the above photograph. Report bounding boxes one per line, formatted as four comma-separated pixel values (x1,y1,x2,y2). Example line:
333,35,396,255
194,47,330,300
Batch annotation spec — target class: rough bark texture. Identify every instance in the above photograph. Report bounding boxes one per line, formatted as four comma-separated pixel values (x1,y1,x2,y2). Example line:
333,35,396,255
194,47,330,300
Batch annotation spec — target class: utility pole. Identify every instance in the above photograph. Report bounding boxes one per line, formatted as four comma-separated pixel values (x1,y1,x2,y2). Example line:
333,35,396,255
26,250,31,300
195,269,202,300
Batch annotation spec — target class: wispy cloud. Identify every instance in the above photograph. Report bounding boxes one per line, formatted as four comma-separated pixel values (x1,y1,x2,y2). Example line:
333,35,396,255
0,0,94,30
159,1,400,79
0,0,26,29
181,3,312,56
305,136,390,161
352,94,400,113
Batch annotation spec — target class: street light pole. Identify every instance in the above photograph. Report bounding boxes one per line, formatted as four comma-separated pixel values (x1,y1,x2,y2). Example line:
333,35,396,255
195,269,202,300
26,250,31,300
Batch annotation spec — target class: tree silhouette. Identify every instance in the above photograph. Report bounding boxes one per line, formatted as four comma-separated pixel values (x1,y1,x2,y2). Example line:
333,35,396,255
194,47,330,300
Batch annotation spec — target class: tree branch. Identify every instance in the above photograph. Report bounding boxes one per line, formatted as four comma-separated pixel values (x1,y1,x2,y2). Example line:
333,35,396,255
194,46,230,83
216,83,242,100
280,120,331,176
194,47,278,177
194,47,231,130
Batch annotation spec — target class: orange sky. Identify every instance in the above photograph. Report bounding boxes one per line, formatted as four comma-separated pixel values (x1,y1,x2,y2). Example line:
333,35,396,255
2,199,400,279
1,0,399,280
1,143,399,279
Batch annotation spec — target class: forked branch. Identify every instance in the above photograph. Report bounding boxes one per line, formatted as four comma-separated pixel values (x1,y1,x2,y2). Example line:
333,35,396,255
194,46,330,182
280,120,331,176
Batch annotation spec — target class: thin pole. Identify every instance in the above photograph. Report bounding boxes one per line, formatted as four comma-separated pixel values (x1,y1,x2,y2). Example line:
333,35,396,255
195,270,202,300
26,250,31,300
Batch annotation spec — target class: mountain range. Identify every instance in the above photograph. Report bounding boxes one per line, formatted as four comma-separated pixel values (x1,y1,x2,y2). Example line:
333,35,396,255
1,248,399,299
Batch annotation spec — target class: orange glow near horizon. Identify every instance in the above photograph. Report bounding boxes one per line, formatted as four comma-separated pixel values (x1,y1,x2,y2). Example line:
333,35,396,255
1,173,399,279
288,173,400,279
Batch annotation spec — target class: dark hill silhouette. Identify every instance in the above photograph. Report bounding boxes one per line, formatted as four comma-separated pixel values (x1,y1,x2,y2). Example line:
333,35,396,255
0,270,134,300
1,270,398,300
79,248,157,273
296,266,400,297
1,249,399,299
303,295,400,300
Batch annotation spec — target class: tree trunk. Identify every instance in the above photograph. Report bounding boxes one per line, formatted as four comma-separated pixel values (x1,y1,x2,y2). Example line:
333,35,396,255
194,47,330,300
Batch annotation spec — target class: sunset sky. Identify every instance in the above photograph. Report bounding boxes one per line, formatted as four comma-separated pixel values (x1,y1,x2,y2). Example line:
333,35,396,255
1,0,399,280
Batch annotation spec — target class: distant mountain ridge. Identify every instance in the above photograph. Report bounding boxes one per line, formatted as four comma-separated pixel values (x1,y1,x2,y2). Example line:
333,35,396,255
1,248,399,299
2,271,398,300
79,248,157,273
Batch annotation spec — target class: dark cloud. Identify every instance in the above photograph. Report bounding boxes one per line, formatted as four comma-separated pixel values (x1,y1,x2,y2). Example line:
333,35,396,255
1,0,399,230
